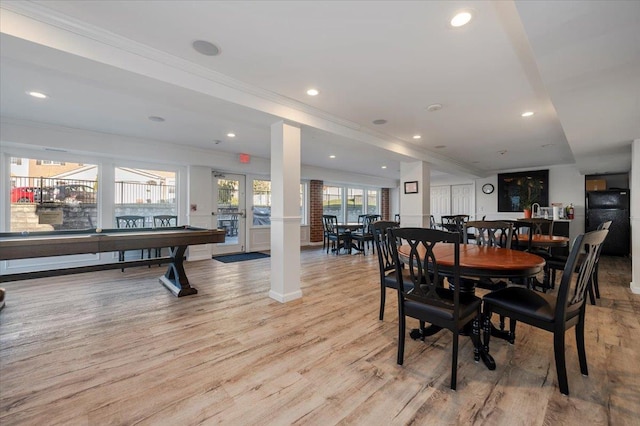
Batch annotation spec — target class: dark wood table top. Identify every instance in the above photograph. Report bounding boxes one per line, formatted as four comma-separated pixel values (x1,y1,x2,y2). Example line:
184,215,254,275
337,223,363,231
398,243,545,279
515,233,569,247
0,226,225,260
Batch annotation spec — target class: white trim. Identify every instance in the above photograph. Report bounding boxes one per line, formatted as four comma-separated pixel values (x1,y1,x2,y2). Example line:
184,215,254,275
269,289,303,303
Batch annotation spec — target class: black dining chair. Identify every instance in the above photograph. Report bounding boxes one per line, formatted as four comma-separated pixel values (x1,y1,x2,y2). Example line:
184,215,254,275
482,228,608,395
352,214,376,255
371,220,403,320
546,220,611,305
322,215,348,254
152,215,178,259
513,218,556,291
389,227,482,391
115,215,146,271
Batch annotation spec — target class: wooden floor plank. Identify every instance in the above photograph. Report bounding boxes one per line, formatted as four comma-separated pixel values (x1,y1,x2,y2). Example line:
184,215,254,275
0,248,638,425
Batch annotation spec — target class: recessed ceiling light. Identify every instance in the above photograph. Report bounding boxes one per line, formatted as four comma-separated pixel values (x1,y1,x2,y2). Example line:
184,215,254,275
213,139,222,145
381,165,387,169
192,40,220,56
227,133,236,138
306,88,319,96
329,155,336,159
498,150,507,155
426,103,442,112
413,135,421,140
372,119,387,125
521,111,535,117
450,10,473,27
27,91,47,99
148,116,165,122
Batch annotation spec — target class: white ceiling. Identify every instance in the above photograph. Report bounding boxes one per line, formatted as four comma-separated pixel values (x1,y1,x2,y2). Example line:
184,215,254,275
1,0,638,182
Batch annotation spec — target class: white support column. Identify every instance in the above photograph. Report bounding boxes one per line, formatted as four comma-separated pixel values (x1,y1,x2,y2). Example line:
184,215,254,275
631,139,640,294
400,161,431,228
269,121,302,302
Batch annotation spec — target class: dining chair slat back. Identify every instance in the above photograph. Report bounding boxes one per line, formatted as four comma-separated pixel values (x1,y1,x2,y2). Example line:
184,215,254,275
389,227,482,391
371,220,401,320
482,228,609,395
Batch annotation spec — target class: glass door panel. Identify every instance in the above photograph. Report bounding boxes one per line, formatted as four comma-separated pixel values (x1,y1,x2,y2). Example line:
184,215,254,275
212,174,246,255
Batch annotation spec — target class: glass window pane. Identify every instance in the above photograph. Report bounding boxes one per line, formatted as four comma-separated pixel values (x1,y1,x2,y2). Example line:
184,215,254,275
9,156,98,231
346,188,364,223
114,167,177,227
323,185,343,221
252,180,271,226
367,189,379,214
300,183,306,225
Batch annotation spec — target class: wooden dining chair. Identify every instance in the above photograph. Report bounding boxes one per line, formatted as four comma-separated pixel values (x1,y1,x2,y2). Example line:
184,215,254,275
389,227,482,391
115,215,146,271
322,215,348,254
370,220,403,320
546,220,611,305
482,228,608,395
152,215,178,259
352,214,376,255
463,220,513,249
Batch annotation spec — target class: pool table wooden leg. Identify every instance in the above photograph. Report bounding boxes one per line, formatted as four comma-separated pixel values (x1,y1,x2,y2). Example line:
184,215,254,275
158,245,198,297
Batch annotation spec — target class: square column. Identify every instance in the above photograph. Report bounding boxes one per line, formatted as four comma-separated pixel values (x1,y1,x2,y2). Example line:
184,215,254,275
631,139,640,294
400,161,431,228
269,121,302,302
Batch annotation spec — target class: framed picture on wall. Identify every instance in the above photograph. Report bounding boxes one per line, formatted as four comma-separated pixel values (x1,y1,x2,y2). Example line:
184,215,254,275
404,181,418,194
497,169,549,212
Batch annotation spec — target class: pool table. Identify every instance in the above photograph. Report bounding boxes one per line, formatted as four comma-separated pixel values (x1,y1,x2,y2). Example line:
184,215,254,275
0,226,225,297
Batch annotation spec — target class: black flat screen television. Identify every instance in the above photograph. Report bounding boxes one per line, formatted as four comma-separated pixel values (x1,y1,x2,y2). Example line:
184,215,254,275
497,169,549,212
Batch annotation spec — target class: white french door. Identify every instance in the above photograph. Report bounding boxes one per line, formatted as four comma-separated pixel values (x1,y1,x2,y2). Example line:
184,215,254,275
430,184,475,223
212,173,246,255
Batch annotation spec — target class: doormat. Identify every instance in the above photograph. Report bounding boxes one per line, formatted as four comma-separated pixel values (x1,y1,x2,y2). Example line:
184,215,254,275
213,252,270,263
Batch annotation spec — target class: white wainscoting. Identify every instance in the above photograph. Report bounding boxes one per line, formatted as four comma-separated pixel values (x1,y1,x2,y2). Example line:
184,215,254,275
249,225,310,252
187,214,214,261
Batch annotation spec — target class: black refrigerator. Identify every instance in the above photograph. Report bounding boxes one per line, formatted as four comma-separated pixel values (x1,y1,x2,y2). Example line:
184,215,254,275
586,190,630,256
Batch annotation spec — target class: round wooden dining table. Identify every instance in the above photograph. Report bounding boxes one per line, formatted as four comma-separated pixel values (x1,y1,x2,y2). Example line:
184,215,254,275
398,243,546,279
515,233,570,248
397,243,546,370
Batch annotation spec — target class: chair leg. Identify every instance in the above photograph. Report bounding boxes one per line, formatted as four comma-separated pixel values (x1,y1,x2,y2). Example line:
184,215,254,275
593,265,601,299
588,280,596,305
576,315,589,377
553,329,569,395
508,319,516,344
450,331,459,390
379,286,386,320
397,314,405,365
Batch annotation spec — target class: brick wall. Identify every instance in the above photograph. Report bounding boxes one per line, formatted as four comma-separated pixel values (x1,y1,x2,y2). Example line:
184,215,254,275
310,180,324,243
381,188,390,220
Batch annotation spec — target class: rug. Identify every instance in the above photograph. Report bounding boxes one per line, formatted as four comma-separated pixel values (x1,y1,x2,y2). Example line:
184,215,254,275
213,252,270,263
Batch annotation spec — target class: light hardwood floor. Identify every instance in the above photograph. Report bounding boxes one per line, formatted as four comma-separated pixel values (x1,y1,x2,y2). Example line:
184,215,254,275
1,248,638,425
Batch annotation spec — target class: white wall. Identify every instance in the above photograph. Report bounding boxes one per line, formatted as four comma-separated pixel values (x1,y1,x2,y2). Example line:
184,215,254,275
474,165,585,243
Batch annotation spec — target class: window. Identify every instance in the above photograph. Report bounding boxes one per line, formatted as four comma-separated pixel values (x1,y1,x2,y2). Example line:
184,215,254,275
323,184,379,223
114,167,176,227
323,185,343,220
9,156,98,231
300,183,308,225
251,180,307,226
253,179,271,226
367,189,379,214
346,188,363,223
